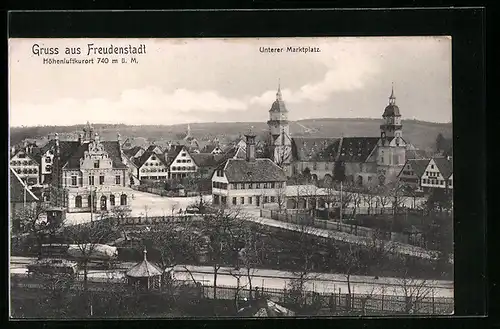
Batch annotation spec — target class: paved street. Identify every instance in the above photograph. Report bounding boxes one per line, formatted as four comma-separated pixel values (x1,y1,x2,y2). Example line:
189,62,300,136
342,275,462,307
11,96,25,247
10,257,453,298
65,191,211,225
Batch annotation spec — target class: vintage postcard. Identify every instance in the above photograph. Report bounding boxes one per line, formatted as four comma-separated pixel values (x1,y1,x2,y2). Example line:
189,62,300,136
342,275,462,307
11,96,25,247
9,37,453,318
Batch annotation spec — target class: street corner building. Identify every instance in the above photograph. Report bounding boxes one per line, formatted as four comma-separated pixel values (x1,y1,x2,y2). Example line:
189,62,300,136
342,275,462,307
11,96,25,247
44,122,133,213
267,83,411,187
211,131,287,208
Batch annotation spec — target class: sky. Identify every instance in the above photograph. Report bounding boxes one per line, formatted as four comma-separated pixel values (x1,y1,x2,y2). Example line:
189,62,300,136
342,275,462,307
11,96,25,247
9,37,452,127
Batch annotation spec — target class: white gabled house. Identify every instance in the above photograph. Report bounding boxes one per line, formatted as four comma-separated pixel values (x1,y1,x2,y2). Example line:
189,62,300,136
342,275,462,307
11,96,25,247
420,157,453,192
167,145,198,180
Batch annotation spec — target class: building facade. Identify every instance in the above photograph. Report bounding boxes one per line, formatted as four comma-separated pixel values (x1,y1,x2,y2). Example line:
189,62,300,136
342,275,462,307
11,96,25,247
420,157,453,192
212,132,287,207
397,159,430,192
9,148,40,186
49,122,133,213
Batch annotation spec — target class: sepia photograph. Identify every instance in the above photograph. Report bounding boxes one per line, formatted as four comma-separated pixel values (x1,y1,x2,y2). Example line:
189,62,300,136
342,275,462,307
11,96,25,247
9,36,454,318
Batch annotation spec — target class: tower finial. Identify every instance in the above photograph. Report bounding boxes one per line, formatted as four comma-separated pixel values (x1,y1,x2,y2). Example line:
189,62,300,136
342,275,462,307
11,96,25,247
276,79,282,101
143,248,148,261
389,82,396,105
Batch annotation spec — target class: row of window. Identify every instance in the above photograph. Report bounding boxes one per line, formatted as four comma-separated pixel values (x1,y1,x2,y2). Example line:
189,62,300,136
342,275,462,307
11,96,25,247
231,182,284,190
212,182,228,189
422,178,452,186
78,175,122,186
144,162,161,166
11,160,36,166
232,196,276,205
74,194,127,208
176,159,192,163
171,166,196,171
141,168,167,173
13,168,38,175
426,171,440,177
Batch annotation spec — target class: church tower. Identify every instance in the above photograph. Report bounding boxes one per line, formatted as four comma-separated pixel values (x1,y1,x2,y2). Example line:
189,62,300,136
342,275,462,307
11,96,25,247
377,85,406,184
267,81,292,171
380,84,403,140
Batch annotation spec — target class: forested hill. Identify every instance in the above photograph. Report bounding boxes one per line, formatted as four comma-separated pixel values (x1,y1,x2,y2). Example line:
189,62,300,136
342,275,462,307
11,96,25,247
10,118,452,151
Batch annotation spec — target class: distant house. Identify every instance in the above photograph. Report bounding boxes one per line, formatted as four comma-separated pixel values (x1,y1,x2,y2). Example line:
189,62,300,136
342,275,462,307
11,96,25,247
123,146,145,159
144,144,163,155
200,144,224,155
166,145,198,180
10,146,41,186
10,166,40,229
420,157,453,192
190,153,225,179
134,151,169,181
212,132,287,207
398,159,430,192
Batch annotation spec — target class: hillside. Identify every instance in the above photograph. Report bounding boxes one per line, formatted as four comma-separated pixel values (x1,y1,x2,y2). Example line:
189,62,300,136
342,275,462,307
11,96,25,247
10,118,452,151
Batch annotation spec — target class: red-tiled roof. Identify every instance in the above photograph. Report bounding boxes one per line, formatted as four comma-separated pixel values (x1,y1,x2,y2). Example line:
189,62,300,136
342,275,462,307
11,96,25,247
222,158,286,183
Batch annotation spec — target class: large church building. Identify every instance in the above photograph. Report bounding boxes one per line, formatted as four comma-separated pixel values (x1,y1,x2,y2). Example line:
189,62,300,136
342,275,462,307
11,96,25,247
267,84,408,187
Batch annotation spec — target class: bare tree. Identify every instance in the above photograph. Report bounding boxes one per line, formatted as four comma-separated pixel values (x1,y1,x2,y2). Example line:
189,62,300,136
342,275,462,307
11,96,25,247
200,205,245,301
393,267,436,314
285,219,318,308
13,202,59,257
361,186,377,215
63,220,116,292
375,185,391,214
275,182,288,214
238,225,266,301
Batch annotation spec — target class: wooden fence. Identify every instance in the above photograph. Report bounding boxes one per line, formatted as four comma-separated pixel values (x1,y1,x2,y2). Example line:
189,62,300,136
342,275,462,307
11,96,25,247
260,209,425,247
200,284,454,315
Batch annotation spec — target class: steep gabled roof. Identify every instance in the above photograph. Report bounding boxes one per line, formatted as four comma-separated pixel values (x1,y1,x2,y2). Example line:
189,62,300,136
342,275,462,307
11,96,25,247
433,157,453,179
399,159,430,178
10,167,39,203
291,137,340,162
223,158,286,183
165,145,187,165
63,141,127,169
191,153,223,168
337,137,380,162
134,150,169,168
123,146,144,158
145,144,163,153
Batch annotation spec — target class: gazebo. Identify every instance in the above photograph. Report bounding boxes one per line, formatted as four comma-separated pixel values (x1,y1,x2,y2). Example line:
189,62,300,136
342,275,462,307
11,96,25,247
126,249,163,291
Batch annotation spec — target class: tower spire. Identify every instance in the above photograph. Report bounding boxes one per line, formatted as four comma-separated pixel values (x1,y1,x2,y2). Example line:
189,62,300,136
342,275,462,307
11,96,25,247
276,78,282,101
389,82,396,105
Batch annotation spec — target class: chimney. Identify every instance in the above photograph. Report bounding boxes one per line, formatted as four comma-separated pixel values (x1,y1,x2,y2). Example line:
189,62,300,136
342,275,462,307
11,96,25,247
244,129,256,162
